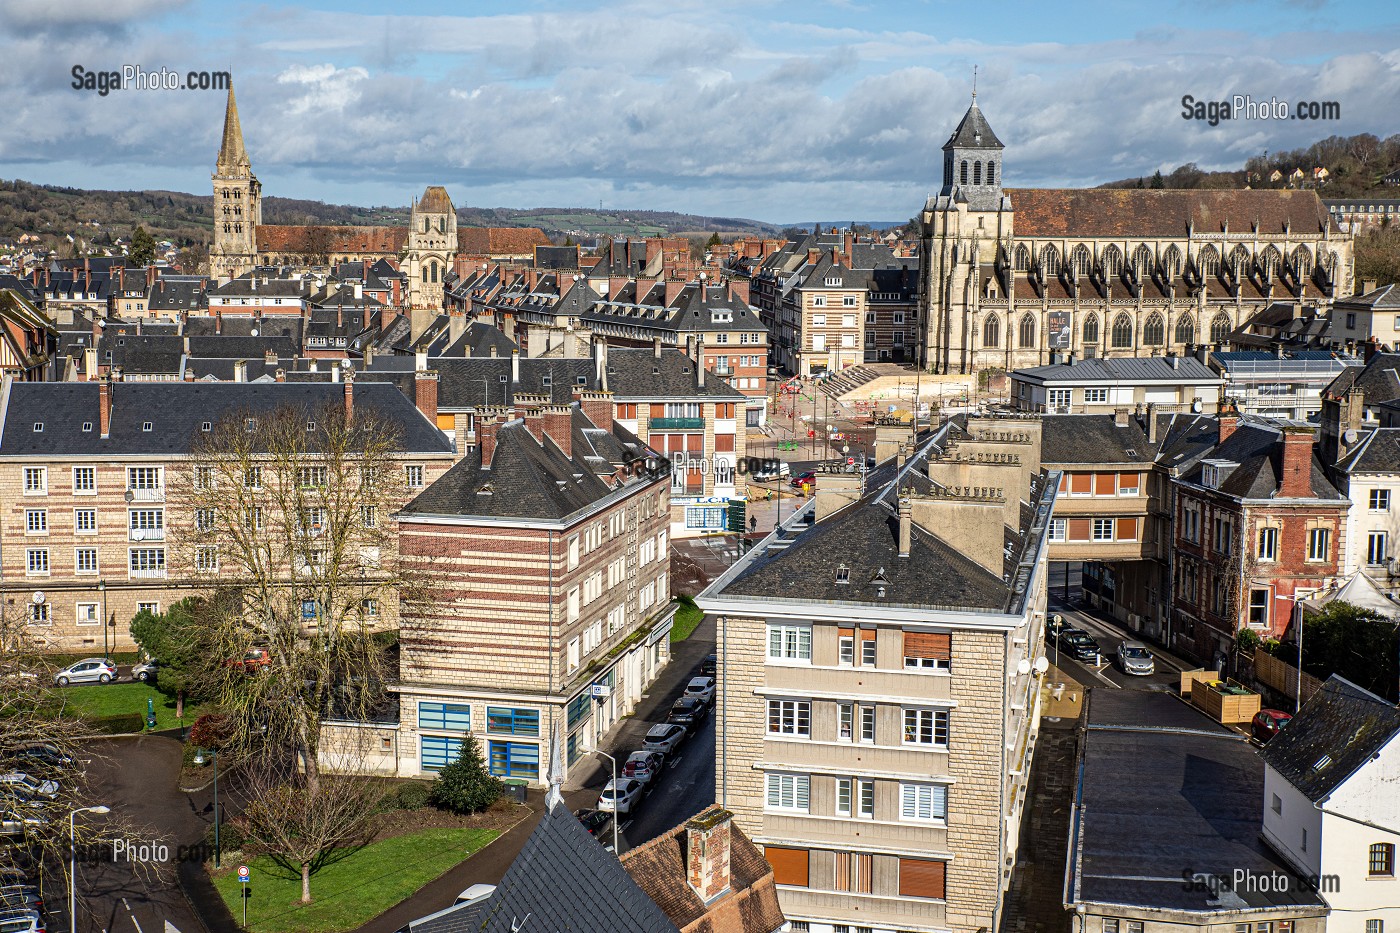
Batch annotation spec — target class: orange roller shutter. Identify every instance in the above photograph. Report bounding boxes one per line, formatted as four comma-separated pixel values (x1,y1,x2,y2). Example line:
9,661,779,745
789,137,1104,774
765,846,809,887
904,632,951,659
1068,518,1091,541
898,857,946,899
838,627,854,641
650,403,665,419
435,414,455,430
1118,472,1141,493
715,433,736,453
1094,473,1116,496
859,629,876,643
1070,473,1092,495
1116,517,1138,541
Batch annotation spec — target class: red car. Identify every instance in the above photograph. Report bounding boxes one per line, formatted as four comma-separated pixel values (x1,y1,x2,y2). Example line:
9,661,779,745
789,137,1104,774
224,648,272,673
1251,709,1293,743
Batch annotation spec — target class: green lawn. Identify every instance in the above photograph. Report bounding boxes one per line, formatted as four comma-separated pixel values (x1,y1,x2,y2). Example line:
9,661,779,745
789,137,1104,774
211,827,499,933
671,600,704,642
61,682,204,732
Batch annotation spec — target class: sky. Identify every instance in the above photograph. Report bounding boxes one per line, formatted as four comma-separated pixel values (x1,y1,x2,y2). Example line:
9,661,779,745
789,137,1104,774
0,0,1397,224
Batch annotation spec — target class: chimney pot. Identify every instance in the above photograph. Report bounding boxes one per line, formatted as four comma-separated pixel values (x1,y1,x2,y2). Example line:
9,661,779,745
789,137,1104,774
898,496,912,558
98,377,112,438
684,808,734,905
343,371,354,421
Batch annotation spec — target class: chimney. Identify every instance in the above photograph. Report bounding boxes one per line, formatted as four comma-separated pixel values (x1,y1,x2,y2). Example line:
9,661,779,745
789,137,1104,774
898,495,912,558
364,345,375,368
594,339,608,390
844,230,854,259
896,443,908,468
233,359,247,383
182,335,190,356
1146,402,1159,444
98,377,111,438
684,808,734,905
83,346,97,381
1218,400,1238,444
343,371,354,422
653,336,663,359
665,278,686,306
695,334,705,388
415,370,440,424
1362,279,1378,295
727,278,750,305
511,349,520,385
264,348,278,366
1113,407,1129,427
807,247,820,265
478,415,500,468
1280,428,1316,498
275,368,286,382
1365,337,1379,363
543,404,573,459
215,309,223,335
574,387,613,432
415,347,428,373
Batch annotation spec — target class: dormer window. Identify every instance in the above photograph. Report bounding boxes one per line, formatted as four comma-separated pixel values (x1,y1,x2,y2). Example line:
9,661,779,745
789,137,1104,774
542,375,552,387
835,564,850,584
825,277,842,287
201,422,212,432
81,422,93,432
142,421,153,432
1201,459,1236,490
32,423,42,432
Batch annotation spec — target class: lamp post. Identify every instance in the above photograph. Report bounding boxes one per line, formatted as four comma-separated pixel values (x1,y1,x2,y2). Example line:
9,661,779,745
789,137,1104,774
213,748,221,868
69,804,110,933
97,581,107,661
584,747,619,855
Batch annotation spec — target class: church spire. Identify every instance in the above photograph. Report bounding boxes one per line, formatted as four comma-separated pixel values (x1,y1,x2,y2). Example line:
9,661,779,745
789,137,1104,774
216,83,250,175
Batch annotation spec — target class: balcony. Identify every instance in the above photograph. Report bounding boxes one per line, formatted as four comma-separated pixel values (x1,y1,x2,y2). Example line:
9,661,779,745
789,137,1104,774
649,416,704,430
129,527,165,542
126,486,164,503
128,567,166,580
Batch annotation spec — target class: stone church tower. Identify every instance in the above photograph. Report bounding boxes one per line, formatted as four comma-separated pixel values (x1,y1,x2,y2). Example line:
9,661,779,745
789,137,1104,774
918,96,1013,374
404,186,457,315
209,84,262,280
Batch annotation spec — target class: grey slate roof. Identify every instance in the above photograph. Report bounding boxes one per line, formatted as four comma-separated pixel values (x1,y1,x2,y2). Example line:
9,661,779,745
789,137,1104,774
1015,356,1220,384
1335,282,1400,309
943,100,1003,149
1322,352,1400,403
1336,427,1400,473
1070,688,1327,914
1040,414,1156,464
1259,675,1400,803
1176,420,1344,500
0,382,453,456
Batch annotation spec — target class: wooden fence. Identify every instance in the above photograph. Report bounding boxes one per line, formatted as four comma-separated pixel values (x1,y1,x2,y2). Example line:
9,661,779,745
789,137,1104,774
1253,650,1323,706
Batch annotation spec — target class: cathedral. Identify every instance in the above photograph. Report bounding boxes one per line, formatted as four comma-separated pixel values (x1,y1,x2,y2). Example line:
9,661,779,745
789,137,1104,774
207,85,456,308
917,97,1354,375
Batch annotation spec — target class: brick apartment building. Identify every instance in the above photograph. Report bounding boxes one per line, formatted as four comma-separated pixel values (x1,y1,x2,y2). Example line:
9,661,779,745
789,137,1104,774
385,397,674,783
0,376,454,650
699,415,1057,933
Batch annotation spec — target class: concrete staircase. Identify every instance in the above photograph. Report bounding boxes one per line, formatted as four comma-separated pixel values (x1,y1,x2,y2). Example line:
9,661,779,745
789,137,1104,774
818,365,883,400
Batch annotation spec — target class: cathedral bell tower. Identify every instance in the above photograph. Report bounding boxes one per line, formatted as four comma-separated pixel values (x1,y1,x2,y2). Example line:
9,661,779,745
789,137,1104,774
404,185,458,339
209,84,261,280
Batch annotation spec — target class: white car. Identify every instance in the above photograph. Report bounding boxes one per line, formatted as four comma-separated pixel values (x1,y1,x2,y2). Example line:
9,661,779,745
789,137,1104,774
0,774,56,800
54,658,116,686
642,723,686,756
0,811,44,837
597,777,645,815
454,883,496,906
683,676,716,706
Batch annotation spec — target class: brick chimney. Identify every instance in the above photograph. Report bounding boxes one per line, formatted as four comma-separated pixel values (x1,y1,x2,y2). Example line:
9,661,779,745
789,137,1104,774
343,371,354,423
1218,400,1238,444
1279,428,1315,498
807,248,820,265
478,415,501,468
275,368,286,382
98,377,111,438
665,278,686,306
541,405,574,459
727,278,750,305
574,388,613,432
415,370,439,424
684,808,733,905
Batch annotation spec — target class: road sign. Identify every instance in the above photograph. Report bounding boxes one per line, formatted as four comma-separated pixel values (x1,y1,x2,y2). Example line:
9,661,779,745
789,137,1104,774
237,865,250,882
301,600,317,620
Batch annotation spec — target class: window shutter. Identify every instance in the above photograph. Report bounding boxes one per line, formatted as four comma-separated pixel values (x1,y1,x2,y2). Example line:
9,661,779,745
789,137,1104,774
1068,518,1091,541
1094,473,1116,496
838,627,855,640
904,632,951,659
650,403,665,419
931,783,948,818
834,852,852,892
766,774,780,808
859,629,877,644
765,846,809,887
715,433,736,453
1116,517,1138,541
899,857,946,899
796,775,810,810
1118,471,1140,491
1070,473,1092,494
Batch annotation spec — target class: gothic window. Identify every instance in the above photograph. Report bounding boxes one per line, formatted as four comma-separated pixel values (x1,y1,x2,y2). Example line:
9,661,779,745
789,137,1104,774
1133,244,1153,276
1014,245,1031,272
430,261,439,284
983,313,1000,348
1163,245,1182,279
234,223,241,233
422,266,428,283
960,161,969,185
1070,245,1091,275
223,223,231,233
1142,313,1165,346
423,218,430,234
1230,244,1251,272
1261,245,1282,277
1019,313,1036,348
1083,313,1099,344
1041,245,1060,276
973,161,982,185
1101,245,1122,277
1175,314,1196,344
987,161,996,185
1210,312,1231,343
1198,244,1220,276
1111,313,1134,348
438,217,446,234
1292,246,1312,277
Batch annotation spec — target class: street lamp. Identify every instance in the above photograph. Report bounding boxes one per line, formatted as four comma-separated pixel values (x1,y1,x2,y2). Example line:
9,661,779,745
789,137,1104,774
97,581,107,661
584,746,619,855
69,805,110,933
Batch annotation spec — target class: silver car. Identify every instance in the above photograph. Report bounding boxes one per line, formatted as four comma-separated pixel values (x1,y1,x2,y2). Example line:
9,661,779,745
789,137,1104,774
642,724,686,756
132,658,158,682
54,658,116,686
1117,641,1156,676
597,777,645,815
0,774,57,800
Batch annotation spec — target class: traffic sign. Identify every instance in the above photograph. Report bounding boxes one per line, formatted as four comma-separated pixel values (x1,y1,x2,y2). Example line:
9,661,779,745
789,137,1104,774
238,865,250,882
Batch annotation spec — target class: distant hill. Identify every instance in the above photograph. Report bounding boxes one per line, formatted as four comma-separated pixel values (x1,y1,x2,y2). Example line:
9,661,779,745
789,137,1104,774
1100,131,1400,196
0,179,783,254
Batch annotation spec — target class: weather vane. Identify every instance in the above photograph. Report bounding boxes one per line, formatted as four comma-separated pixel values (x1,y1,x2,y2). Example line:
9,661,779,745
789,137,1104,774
972,64,978,100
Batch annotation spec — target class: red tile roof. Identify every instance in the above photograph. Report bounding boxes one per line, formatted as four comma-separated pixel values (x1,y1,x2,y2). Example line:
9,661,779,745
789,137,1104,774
1007,188,1339,238
255,225,407,255
416,185,454,214
458,226,553,257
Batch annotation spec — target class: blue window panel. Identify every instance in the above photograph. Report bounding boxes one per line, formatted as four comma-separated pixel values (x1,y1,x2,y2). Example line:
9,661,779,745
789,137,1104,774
420,734,463,772
567,692,593,730
489,741,540,780
487,707,540,736
419,701,471,731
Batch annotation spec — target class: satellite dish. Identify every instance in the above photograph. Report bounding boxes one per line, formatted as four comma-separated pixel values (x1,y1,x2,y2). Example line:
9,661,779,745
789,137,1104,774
1016,658,1032,676
250,327,259,337
1344,428,1359,445
1192,400,1203,413
31,591,45,605
132,529,145,541
340,359,352,368
1034,656,1050,675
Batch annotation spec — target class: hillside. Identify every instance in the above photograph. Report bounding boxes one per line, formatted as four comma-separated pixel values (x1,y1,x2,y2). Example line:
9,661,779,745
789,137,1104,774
0,179,781,254
1101,131,1400,195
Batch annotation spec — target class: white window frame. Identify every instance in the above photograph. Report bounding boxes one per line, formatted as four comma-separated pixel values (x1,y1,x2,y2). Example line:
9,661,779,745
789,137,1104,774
75,602,101,626
22,467,46,495
72,466,97,495
74,547,98,575
765,772,811,813
1257,525,1278,562
899,782,948,823
1083,387,1108,404
767,699,811,737
25,548,49,576
767,624,812,662
1369,489,1391,512
1306,527,1331,562
1091,518,1115,541
902,707,949,747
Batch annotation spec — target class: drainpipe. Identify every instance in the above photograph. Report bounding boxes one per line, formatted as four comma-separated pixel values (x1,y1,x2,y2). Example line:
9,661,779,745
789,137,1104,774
548,529,556,783
720,613,728,808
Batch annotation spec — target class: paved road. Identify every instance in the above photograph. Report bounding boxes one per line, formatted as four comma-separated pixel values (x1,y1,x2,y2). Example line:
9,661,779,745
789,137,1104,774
1044,593,1185,694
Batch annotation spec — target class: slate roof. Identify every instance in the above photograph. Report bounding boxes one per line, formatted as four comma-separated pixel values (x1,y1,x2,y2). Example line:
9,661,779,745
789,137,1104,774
943,100,1003,149
1016,355,1220,384
1007,188,1338,238
429,800,679,933
1260,675,1400,803
1322,352,1400,403
0,382,453,456
1040,414,1156,465
606,349,746,401
1069,688,1328,915
1176,420,1344,501
399,407,655,523
1336,427,1400,473
209,277,308,298
1335,283,1400,310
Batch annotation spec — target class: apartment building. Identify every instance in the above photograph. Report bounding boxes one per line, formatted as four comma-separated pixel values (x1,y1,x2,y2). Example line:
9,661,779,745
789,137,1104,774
1010,356,1222,414
390,398,674,783
0,377,455,650
699,416,1056,933
1212,351,1356,421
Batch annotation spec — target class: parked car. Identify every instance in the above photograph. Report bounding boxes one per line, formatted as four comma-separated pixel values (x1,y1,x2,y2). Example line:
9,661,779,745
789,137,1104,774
0,775,56,801
0,907,42,933
622,750,665,786
8,743,76,771
1116,641,1156,676
0,812,45,837
0,889,41,916
573,808,612,838
1055,629,1102,663
53,658,115,687
224,648,272,672
699,654,717,676
668,697,709,732
642,723,687,756
1251,709,1294,743
454,883,496,906
789,471,817,489
596,777,645,815
683,676,716,706
131,658,158,683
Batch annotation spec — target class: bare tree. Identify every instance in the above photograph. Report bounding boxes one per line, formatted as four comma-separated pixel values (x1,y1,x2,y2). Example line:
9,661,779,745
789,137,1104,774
170,397,420,793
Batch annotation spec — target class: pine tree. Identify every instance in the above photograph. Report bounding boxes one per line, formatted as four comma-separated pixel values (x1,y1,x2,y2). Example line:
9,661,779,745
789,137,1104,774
129,225,157,266
1149,170,1165,189
429,735,503,814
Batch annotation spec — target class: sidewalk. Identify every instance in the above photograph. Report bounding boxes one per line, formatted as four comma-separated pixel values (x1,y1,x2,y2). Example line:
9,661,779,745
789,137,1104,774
1050,596,1199,674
